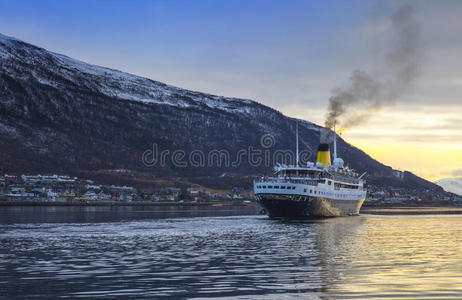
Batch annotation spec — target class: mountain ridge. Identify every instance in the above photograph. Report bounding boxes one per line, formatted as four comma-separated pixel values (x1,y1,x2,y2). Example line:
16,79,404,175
0,32,443,192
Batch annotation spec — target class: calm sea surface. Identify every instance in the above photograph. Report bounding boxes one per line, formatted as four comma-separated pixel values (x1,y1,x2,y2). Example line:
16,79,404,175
1,206,462,299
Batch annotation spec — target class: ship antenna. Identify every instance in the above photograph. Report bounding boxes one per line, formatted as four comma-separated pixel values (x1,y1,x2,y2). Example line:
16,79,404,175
296,122,299,166
333,121,337,161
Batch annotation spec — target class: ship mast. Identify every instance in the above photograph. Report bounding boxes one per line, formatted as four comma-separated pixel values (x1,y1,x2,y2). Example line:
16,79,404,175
333,121,337,160
296,122,299,166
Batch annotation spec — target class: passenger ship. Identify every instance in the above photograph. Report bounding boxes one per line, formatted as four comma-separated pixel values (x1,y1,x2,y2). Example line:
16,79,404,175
254,125,367,218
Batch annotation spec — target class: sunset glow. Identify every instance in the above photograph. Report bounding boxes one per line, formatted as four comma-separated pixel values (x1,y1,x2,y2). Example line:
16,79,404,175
286,104,462,181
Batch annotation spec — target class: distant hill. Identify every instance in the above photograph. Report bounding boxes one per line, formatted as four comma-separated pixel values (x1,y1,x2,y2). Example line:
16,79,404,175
435,178,462,196
0,32,444,191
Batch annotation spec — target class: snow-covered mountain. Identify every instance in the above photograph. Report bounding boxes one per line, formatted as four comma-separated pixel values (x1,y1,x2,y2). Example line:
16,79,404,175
0,32,443,190
435,178,462,196
0,33,268,113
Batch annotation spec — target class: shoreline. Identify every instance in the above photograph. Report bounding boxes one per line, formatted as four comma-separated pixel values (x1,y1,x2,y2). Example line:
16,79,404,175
0,201,252,207
1,202,461,215
361,206,462,215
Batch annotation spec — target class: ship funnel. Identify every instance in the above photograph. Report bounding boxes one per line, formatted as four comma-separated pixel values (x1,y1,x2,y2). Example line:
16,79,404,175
316,127,332,167
316,143,331,167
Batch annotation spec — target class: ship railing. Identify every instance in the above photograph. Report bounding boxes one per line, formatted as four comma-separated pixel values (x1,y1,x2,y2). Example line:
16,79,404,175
255,175,360,186
328,171,361,184
254,177,319,186
331,176,361,184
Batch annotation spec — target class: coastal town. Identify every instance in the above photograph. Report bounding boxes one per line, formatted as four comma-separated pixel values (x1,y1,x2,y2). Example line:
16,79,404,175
0,174,252,205
0,173,460,207
365,184,462,207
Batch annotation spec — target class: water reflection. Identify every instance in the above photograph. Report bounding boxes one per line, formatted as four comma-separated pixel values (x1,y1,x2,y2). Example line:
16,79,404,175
315,215,462,299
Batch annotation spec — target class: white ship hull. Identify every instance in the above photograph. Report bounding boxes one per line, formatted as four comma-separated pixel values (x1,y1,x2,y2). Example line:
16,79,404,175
254,171,367,218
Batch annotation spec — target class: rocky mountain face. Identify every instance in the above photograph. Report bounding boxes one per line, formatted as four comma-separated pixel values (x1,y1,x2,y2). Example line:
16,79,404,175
435,178,462,196
0,33,443,191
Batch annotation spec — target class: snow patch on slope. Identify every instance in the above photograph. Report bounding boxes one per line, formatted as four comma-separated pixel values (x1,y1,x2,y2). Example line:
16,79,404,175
0,32,256,112
435,178,462,196
50,51,254,111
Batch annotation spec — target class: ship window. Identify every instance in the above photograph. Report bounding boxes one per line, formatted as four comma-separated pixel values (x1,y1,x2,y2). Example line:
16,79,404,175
268,186,272,188
304,189,307,192
310,189,312,193
262,186,266,188
274,186,279,189
328,181,332,185
281,186,286,189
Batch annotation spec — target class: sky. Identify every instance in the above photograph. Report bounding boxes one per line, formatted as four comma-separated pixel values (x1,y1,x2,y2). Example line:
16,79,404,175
0,0,461,181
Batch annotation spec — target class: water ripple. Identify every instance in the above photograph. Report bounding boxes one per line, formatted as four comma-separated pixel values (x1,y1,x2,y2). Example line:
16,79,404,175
1,208,462,299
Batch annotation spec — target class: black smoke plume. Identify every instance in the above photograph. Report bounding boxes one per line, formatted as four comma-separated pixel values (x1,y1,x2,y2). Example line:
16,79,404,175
325,3,422,129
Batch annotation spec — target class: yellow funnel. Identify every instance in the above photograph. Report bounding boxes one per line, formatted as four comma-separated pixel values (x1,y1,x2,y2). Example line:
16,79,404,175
316,143,331,167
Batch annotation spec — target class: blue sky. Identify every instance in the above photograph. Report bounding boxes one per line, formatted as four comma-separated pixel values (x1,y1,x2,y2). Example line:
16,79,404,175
1,0,462,180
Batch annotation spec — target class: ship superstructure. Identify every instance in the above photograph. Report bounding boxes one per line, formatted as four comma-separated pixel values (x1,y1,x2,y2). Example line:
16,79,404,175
254,124,367,218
